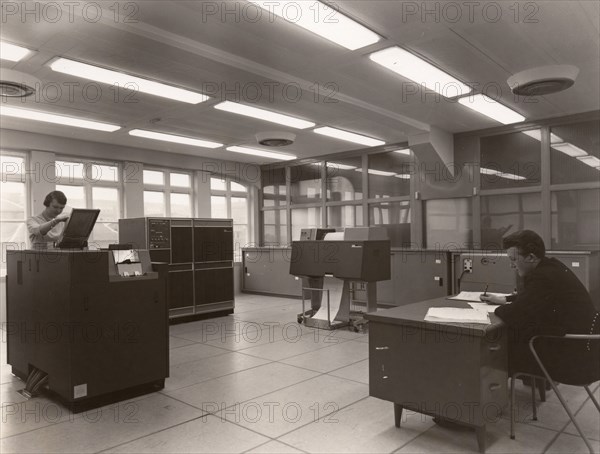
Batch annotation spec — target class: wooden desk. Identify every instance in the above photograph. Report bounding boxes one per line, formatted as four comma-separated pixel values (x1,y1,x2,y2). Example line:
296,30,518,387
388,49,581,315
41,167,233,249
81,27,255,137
365,297,508,453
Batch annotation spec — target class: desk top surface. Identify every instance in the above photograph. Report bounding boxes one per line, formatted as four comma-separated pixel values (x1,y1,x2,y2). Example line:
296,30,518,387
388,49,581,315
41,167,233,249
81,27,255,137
365,296,505,337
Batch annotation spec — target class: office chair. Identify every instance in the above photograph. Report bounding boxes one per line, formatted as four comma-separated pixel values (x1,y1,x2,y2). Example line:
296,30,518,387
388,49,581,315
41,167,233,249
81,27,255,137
509,331,600,454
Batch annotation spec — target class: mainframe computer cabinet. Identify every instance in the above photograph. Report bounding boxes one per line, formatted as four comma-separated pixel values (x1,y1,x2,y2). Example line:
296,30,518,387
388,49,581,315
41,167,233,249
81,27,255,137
119,217,234,322
6,249,168,410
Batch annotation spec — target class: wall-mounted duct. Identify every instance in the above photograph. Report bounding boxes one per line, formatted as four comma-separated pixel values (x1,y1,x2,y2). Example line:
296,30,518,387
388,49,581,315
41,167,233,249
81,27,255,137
408,126,455,177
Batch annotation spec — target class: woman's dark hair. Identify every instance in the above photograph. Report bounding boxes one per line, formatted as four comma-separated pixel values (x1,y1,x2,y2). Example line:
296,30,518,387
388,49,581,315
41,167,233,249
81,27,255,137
43,190,67,207
502,229,546,258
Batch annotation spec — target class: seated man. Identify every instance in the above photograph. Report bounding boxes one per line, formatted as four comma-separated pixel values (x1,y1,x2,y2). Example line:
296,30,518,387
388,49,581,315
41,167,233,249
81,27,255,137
481,230,599,385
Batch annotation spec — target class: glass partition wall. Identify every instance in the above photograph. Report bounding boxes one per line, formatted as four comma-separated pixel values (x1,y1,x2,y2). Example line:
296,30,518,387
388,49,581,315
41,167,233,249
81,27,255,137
258,113,599,251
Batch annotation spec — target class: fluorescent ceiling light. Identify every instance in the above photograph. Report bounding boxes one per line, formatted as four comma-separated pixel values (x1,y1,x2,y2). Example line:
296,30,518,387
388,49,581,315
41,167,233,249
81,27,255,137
552,142,588,157
498,172,526,181
458,94,525,124
355,168,396,177
312,162,356,170
50,58,208,104
369,47,471,97
394,174,411,179
480,167,525,180
577,155,600,169
129,129,222,149
392,148,411,155
0,41,32,61
247,1,380,50
314,127,384,147
1,106,120,132
521,130,563,143
227,146,296,161
214,101,314,129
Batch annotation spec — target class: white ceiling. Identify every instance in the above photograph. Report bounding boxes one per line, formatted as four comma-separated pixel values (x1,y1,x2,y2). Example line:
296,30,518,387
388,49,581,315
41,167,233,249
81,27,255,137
1,0,599,163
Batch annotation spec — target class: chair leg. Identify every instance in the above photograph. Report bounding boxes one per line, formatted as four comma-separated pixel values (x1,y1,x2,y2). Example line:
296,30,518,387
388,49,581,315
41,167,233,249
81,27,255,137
584,385,600,412
530,376,538,421
510,375,516,440
538,379,546,402
547,381,596,454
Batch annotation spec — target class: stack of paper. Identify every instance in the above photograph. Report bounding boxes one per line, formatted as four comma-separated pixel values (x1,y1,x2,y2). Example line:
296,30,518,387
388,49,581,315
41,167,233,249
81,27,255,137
468,302,500,313
449,291,511,302
424,307,490,324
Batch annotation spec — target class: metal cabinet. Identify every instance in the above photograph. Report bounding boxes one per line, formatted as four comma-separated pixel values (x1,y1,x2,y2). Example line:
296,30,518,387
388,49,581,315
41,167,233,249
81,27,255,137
119,217,234,321
242,247,302,297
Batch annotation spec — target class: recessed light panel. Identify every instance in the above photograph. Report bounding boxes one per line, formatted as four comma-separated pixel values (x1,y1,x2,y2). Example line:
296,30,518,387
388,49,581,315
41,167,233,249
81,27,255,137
314,127,384,147
215,101,314,129
458,94,525,124
50,58,208,104
227,145,296,161
0,42,31,61
369,47,471,98
1,106,120,132
247,1,380,50
129,129,222,148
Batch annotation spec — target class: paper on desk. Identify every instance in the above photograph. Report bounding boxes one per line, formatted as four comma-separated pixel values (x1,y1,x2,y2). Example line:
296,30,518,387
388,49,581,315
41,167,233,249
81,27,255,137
449,291,511,302
312,276,349,322
424,307,490,324
468,302,500,313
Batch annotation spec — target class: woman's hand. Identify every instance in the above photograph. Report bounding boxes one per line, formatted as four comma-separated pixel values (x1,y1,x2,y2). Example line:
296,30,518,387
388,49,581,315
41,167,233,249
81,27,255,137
480,294,508,305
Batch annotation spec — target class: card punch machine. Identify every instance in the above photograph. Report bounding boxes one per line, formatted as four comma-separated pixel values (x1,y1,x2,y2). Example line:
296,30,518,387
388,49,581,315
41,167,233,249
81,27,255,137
289,227,390,331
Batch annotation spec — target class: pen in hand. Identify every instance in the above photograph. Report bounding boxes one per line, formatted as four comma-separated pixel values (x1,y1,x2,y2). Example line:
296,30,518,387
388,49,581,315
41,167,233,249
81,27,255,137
483,284,489,296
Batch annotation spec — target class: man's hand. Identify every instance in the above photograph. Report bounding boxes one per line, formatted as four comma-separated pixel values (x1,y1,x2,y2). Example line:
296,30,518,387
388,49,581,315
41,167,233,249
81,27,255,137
480,294,508,305
55,214,69,223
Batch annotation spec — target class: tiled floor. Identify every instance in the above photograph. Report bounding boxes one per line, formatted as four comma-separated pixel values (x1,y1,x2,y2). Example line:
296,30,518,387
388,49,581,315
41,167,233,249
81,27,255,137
1,293,599,453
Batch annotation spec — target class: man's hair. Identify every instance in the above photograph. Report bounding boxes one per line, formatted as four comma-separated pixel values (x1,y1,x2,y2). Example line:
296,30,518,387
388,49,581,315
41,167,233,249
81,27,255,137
43,190,67,207
502,229,545,258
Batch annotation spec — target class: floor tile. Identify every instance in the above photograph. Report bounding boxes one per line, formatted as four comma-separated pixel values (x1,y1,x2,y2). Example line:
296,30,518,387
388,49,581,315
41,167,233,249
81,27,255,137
217,374,368,438
328,359,369,384
281,340,369,373
169,336,196,349
394,417,557,454
245,440,304,453
545,432,600,454
1,380,76,438
168,342,228,366
164,362,319,413
279,396,434,453
240,329,348,361
1,393,204,453
104,414,268,453
563,397,600,441
165,352,270,391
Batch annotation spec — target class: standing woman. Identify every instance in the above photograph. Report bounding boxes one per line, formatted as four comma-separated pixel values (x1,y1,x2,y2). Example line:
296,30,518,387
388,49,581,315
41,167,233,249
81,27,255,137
26,191,70,249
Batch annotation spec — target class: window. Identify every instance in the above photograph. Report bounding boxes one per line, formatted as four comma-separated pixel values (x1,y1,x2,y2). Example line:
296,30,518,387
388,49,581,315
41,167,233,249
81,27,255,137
1,153,27,276
368,151,412,198
480,130,541,190
551,189,599,250
143,169,192,218
550,120,600,185
425,198,472,249
210,177,250,260
481,193,542,249
369,201,410,247
55,159,122,249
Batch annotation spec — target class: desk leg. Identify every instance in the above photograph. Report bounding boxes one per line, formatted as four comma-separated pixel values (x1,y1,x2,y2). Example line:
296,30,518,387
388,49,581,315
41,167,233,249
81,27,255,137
476,426,486,454
394,403,403,428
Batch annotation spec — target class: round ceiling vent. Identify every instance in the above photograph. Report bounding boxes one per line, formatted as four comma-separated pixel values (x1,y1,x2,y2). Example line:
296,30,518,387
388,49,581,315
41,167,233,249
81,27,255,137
507,65,579,96
0,69,40,98
255,131,296,147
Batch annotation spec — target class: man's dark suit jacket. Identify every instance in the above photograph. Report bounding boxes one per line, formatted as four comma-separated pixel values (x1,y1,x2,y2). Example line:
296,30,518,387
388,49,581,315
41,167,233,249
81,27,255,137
495,257,599,384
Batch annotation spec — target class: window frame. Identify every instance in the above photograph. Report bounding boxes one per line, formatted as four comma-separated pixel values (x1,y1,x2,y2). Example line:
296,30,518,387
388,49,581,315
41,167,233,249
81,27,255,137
143,167,194,218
